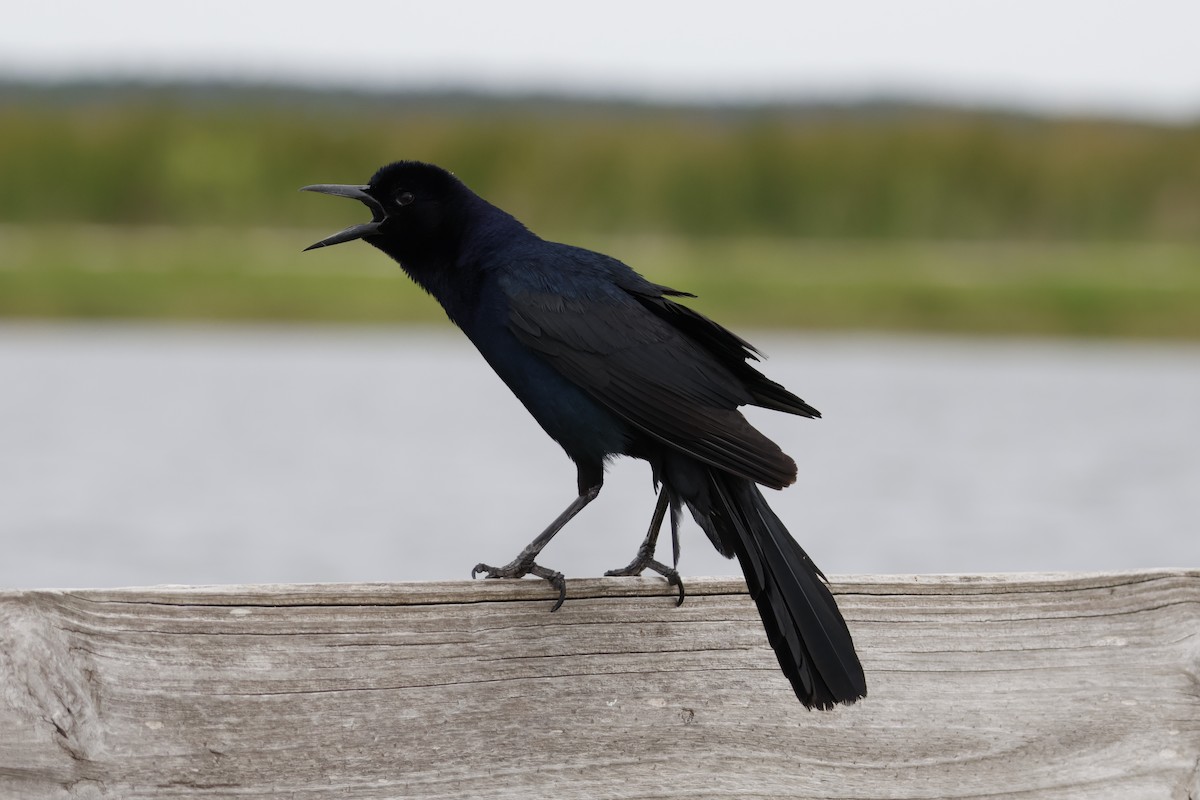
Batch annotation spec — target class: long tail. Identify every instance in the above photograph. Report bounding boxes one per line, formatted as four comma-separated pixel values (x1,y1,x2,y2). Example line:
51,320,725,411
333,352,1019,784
689,471,866,709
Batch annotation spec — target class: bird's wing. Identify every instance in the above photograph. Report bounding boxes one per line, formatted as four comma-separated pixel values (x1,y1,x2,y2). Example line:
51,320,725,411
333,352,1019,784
504,277,798,489
628,284,821,419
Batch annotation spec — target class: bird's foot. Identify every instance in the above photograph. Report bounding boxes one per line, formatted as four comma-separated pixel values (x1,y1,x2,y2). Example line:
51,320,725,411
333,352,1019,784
605,555,686,606
471,560,568,611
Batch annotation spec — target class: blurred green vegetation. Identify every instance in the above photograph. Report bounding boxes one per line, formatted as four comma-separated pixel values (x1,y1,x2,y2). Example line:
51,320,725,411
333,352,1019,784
1,84,1199,336
3,226,1197,338
3,89,1200,238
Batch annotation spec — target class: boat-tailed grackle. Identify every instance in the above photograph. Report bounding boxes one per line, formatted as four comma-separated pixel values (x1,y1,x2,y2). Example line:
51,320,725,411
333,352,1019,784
302,162,866,708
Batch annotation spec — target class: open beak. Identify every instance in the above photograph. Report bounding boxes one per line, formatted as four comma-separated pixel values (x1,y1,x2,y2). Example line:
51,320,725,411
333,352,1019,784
300,184,386,251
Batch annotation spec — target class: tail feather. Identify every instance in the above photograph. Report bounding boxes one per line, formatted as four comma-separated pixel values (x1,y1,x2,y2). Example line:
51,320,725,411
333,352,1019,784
702,472,866,709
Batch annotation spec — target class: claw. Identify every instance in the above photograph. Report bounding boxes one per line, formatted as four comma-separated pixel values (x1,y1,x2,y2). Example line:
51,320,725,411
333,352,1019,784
666,570,686,607
605,557,687,606
470,560,567,611
529,565,567,612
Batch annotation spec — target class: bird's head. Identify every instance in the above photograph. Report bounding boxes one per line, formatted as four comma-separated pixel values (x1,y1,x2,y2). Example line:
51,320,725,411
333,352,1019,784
301,161,473,255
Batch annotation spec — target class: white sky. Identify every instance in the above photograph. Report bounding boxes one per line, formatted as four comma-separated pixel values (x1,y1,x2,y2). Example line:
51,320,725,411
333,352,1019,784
4,0,1199,120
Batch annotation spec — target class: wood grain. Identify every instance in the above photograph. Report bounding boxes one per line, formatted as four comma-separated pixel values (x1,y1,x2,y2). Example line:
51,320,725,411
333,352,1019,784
1,571,1197,799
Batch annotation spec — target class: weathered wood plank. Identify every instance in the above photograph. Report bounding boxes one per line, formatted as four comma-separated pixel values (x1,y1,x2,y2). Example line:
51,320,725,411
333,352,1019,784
1,571,1197,799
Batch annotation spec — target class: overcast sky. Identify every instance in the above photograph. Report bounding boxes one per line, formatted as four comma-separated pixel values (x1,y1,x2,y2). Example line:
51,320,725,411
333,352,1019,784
4,1,1199,120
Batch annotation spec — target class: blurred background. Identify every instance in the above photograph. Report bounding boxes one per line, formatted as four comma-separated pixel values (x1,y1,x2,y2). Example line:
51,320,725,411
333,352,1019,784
1,1,1197,588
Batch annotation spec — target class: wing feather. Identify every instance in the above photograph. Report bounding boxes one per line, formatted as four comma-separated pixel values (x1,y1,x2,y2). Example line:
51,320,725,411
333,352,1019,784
505,282,798,489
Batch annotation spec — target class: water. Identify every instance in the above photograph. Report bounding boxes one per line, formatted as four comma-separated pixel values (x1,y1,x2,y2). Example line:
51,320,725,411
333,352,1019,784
1,323,1197,589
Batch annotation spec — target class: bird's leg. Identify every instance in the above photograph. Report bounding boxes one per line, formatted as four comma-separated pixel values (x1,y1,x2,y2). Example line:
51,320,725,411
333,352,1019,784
604,488,685,605
472,485,601,611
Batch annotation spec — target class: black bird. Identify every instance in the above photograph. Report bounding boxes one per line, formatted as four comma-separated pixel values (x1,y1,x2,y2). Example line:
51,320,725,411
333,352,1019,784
302,161,866,709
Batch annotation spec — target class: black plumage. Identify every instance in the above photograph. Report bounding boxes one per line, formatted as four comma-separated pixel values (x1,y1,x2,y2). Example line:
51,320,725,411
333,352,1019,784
302,161,866,708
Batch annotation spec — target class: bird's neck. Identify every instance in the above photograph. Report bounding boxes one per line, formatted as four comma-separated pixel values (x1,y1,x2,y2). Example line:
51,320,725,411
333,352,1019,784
375,202,534,327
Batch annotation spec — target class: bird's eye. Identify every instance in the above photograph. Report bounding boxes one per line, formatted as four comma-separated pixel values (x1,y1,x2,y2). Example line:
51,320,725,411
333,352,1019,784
396,191,415,206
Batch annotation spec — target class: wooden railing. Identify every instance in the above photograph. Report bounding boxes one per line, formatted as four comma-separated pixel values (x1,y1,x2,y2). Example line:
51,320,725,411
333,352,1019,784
2,570,1197,799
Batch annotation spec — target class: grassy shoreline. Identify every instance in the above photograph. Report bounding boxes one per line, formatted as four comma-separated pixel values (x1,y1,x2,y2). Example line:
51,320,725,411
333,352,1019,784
2,224,1198,339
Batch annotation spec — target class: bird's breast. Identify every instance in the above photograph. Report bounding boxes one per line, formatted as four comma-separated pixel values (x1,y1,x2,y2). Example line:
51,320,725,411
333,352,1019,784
463,318,632,464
